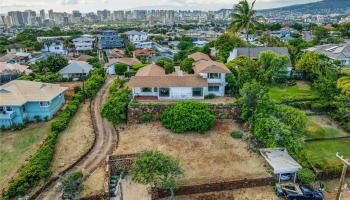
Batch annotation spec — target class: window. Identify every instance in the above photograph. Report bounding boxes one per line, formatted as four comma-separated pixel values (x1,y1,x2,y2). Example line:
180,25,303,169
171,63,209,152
141,87,152,92
208,86,220,92
159,88,170,97
40,101,50,107
208,73,221,79
153,87,158,92
6,106,13,111
0,107,4,113
192,88,203,97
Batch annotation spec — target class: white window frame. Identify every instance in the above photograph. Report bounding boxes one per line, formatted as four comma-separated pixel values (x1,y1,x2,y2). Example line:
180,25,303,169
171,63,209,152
208,73,221,79
40,101,51,107
208,86,220,92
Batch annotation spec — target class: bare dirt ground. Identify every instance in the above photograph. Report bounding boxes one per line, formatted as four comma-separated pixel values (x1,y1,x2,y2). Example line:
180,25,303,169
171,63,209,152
36,78,116,200
160,186,281,200
59,82,83,101
50,103,95,173
116,176,151,200
81,165,106,198
114,121,271,185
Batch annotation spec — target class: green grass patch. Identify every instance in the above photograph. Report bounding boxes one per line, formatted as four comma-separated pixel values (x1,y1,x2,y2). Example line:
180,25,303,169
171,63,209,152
0,122,51,188
305,138,350,171
269,81,319,103
230,131,243,139
304,116,349,139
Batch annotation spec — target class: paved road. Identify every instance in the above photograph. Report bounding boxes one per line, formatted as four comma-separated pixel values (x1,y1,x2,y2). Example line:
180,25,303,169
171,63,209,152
35,77,116,200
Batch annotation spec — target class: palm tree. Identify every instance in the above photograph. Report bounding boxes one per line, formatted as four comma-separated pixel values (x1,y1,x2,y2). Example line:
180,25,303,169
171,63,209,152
230,0,261,57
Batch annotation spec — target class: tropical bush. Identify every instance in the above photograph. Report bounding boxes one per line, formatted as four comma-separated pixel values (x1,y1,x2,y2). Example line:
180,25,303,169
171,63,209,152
230,131,243,139
101,88,131,125
139,113,153,123
297,168,316,185
160,102,215,133
156,57,175,74
114,63,128,75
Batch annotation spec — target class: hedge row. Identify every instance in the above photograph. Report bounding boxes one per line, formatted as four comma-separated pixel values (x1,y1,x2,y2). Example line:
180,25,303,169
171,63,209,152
2,71,105,199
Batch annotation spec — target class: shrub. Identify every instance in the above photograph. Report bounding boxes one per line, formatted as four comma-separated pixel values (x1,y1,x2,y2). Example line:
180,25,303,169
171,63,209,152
114,63,128,75
230,131,243,139
139,113,153,123
297,168,316,185
101,88,131,125
205,94,216,99
275,105,308,132
160,102,215,133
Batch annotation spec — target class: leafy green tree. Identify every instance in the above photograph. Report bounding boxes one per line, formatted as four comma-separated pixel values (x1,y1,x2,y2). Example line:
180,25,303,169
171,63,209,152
290,23,304,32
35,55,68,73
338,23,350,38
180,58,194,73
313,26,329,44
101,88,131,125
154,35,165,43
230,0,261,58
214,33,246,62
237,80,272,121
161,102,215,133
114,63,128,75
177,40,193,51
61,171,84,200
258,51,289,83
87,57,99,65
337,68,350,96
259,33,282,47
275,105,308,133
295,51,329,76
312,71,338,101
130,151,183,200
156,57,175,74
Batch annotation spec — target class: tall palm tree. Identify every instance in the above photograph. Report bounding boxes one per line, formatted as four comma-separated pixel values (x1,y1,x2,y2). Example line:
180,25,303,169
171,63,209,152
230,0,261,57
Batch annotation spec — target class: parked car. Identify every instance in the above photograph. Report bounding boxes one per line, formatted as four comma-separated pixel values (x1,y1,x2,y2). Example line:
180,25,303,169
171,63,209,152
275,183,324,200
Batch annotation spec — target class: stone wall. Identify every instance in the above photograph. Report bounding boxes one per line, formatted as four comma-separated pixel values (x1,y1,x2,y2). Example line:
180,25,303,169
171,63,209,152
128,102,241,124
150,177,275,199
108,154,140,176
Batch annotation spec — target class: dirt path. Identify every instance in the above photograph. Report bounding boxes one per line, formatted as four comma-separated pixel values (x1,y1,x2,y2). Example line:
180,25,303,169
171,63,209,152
35,78,116,200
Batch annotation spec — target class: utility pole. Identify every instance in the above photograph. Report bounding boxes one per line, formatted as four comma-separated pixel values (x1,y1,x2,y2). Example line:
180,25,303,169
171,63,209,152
336,152,350,200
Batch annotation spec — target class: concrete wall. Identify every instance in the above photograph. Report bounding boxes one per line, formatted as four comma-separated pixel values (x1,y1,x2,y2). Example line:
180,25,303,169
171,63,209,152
127,102,240,124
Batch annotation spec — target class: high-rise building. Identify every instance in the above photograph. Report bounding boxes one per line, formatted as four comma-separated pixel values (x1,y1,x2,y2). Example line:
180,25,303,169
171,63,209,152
72,10,82,18
48,9,54,20
40,9,45,20
113,10,124,21
23,10,37,26
97,9,111,21
8,11,24,26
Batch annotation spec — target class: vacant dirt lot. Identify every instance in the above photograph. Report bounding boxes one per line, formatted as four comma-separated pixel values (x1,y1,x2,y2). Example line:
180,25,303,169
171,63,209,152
50,103,95,173
162,186,281,200
81,165,106,198
114,120,271,185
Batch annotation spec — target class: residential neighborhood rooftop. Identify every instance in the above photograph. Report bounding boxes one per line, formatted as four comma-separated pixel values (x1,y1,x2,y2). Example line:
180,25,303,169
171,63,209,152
306,43,350,60
0,62,32,74
193,60,231,74
260,148,302,174
0,80,67,106
59,61,93,75
188,52,211,62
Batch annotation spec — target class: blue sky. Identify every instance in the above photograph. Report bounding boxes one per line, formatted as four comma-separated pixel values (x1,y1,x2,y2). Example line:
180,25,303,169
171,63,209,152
0,0,321,13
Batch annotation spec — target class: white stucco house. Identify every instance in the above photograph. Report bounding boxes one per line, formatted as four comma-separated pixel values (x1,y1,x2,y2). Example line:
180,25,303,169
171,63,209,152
128,52,231,100
37,36,70,55
73,37,95,52
125,30,149,43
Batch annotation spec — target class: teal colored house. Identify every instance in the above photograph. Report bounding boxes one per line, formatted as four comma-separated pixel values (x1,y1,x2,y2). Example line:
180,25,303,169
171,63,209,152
0,80,67,128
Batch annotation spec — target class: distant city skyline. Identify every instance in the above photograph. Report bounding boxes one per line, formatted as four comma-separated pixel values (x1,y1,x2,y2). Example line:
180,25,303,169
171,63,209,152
1,0,321,13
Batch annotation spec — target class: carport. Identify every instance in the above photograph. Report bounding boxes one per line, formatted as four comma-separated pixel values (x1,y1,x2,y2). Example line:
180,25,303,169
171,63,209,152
260,148,302,183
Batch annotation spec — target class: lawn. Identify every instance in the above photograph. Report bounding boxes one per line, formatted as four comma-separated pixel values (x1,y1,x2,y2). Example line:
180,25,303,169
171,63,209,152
269,81,319,103
305,115,349,139
114,120,271,185
304,138,350,171
0,121,51,188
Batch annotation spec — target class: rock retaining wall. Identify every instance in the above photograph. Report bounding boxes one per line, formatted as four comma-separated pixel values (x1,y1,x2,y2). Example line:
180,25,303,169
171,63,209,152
128,102,241,124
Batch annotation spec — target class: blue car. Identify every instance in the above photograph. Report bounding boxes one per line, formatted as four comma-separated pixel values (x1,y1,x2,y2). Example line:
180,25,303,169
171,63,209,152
275,183,324,200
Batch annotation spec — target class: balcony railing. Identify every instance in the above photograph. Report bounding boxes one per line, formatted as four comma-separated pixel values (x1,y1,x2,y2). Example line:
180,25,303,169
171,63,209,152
0,111,16,119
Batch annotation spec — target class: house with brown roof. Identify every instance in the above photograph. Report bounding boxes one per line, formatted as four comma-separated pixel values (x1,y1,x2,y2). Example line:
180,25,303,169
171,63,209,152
105,57,142,75
0,62,32,83
128,52,231,100
132,48,154,58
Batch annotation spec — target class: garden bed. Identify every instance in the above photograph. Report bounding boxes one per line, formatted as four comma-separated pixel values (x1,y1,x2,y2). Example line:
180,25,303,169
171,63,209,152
268,81,319,103
113,120,271,185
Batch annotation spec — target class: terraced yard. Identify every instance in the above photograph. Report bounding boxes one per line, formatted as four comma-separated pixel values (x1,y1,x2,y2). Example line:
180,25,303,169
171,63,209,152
269,81,319,103
114,120,271,186
305,138,350,171
305,115,349,139
0,121,51,189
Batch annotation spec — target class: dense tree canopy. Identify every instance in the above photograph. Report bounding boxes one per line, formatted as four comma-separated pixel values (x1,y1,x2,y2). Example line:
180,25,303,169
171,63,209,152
180,58,194,73
35,55,68,73
156,57,175,74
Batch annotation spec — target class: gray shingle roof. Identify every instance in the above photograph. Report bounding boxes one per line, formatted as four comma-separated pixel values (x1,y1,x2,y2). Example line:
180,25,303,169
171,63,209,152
59,61,93,74
306,43,350,60
236,47,291,58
